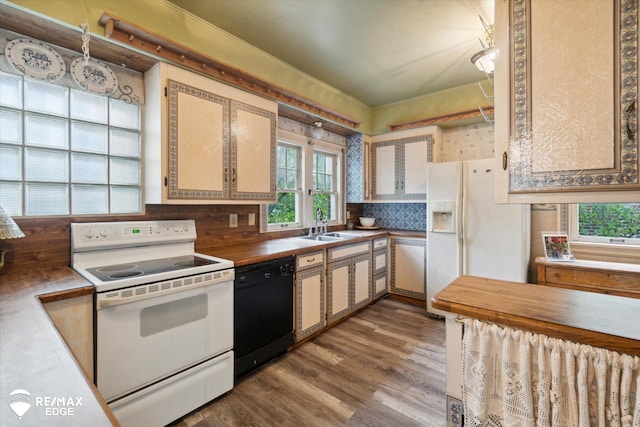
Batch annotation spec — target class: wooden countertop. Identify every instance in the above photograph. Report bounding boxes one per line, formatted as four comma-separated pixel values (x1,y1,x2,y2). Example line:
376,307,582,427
431,275,640,357
203,229,423,266
0,267,117,426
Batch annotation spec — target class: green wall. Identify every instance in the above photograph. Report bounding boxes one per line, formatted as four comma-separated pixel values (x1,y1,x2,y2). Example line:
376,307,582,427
8,0,490,136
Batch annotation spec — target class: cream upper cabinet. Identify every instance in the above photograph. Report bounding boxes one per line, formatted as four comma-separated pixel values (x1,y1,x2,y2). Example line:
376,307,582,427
145,63,277,204
494,0,640,203
370,127,436,201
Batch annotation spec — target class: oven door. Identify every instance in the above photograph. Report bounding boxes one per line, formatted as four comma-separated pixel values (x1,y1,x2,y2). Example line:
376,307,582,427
96,277,233,402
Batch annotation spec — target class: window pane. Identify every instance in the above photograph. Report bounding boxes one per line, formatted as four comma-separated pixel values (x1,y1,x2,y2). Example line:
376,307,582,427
277,146,286,168
25,113,68,149
578,203,640,240
24,80,68,116
268,192,298,224
25,148,68,182
110,98,140,130
111,186,140,213
26,183,68,215
72,153,107,183
0,181,22,216
110,158,140,185
0,71,22,108
286,170,296,189
71,122,108,153
0,109,22,144
70,90,108,123
72,185,108,214
313,193,334,220
110,129,140,157
277,168,286,189
287,147,296,167
0,145,21,180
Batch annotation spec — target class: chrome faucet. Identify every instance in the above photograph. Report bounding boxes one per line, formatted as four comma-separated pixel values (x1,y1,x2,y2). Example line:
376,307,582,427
308,208,325,236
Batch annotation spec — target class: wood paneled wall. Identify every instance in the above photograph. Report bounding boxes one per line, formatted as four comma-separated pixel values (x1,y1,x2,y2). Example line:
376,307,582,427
2,204,329,276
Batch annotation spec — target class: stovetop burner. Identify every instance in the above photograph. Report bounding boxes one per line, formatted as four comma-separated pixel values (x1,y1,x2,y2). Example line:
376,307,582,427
85,255,219,283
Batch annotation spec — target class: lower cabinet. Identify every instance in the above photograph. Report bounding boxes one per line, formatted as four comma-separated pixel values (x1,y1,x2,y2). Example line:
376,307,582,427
294,250,325,342
389,236,426,300
43,293,94,380
372,237,388,300
326,241,372,324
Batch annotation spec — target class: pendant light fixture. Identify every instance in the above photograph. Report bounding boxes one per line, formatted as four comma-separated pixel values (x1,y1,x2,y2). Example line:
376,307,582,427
311,121,324,139
471,16,496,74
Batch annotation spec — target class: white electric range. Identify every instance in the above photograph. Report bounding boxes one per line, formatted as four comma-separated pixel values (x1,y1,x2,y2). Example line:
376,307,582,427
71,220,234,427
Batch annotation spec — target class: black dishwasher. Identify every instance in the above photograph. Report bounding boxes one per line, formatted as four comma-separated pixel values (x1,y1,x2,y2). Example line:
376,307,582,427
234,256,295,379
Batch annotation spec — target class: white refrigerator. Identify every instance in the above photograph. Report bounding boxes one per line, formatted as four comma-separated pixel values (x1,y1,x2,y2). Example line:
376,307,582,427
426,158,530,316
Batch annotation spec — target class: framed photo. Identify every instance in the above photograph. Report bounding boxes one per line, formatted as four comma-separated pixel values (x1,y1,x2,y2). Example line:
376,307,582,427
542,232,575,261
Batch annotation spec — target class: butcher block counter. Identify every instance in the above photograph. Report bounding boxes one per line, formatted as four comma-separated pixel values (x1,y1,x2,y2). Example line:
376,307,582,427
202,229,419,266
431,275,640,357
0,267,117,427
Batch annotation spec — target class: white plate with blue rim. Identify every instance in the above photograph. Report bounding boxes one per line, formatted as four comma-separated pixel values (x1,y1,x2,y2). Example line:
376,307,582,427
4,38,66,82
70,57,118,95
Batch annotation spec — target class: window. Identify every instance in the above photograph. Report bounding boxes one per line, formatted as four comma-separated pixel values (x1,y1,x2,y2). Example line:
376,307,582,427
312,150,337,221
267,143,302,228
263,135,343,232
0,70,142,216
571,203,640,246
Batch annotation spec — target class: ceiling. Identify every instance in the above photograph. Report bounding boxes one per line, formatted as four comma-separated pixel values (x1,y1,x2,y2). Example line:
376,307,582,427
167,0,494,108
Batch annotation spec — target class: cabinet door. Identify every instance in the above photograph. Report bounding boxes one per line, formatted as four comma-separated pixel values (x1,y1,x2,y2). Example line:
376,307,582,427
230,100,277,200
401,138,428,199
295,266,325,342
167,79,229,199
390,238,426,300
373,272,388,301
327,260,351,323
371,142,398,199
495,0,639,201
352,254,372,310
44,294,94,380
373,248,387,275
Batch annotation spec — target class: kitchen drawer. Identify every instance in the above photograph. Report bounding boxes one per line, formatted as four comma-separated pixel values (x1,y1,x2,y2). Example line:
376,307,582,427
373,237,388,250
536,257,640,299
373,249,387,275
327,241,371,263
296,250,325,271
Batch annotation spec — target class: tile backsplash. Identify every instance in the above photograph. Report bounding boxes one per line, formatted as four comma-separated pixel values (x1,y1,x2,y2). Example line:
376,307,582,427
363,203,426,231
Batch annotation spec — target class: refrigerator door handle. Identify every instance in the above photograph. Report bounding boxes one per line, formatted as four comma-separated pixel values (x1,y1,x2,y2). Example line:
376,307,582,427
456,162,464,277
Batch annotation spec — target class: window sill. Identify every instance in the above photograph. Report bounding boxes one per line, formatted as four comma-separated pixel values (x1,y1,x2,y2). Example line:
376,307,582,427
570,241,640,265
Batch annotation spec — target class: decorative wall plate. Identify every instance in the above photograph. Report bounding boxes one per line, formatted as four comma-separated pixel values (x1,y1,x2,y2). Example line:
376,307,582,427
70,57,118,95
4,38,66,82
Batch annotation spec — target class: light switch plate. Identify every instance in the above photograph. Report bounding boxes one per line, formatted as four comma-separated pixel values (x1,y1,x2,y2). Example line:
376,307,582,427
229,213,238,228
248,213,256,226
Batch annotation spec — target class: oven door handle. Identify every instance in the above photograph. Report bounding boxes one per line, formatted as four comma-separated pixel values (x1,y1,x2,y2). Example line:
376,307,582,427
96,273,233,310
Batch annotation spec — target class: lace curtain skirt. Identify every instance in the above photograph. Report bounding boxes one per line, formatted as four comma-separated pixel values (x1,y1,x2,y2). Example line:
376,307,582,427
462,318,640,427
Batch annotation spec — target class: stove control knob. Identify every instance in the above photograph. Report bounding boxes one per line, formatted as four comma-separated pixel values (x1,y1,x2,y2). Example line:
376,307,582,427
173,226,180,233
99,228,109,238
84,228,95,239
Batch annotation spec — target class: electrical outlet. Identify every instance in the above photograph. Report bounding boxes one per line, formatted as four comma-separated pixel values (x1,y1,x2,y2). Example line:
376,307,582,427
229,213,238,228
347,210,351,219
248,213,256,226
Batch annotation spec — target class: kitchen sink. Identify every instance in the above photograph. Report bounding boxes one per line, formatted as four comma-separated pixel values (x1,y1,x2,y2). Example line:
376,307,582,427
322,232,360,239
299,235,345,242
298,232,360,241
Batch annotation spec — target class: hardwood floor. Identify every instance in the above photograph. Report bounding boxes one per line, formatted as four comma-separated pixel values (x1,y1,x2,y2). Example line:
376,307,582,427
172,297,446,427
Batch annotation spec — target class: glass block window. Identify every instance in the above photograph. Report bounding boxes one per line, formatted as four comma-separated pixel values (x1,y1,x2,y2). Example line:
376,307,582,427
0,70,142,216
